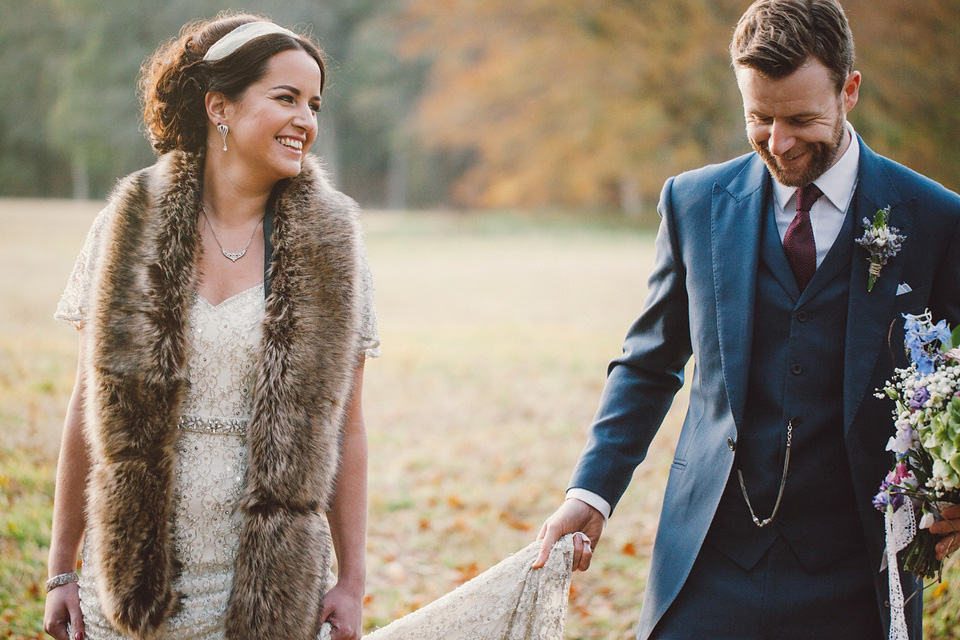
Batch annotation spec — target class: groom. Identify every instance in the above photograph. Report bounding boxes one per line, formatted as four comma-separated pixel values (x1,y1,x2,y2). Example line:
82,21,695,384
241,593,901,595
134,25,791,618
535,0,960,637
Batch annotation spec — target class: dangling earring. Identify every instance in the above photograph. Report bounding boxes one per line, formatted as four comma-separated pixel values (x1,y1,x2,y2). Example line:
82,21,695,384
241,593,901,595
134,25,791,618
217,123,229,151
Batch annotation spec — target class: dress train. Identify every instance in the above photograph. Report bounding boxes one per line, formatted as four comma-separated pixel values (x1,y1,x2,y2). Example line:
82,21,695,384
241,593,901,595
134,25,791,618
321,536,574,640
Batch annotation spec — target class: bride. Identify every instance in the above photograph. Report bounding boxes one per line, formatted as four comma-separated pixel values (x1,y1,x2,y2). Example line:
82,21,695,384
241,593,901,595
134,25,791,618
44,13,578,640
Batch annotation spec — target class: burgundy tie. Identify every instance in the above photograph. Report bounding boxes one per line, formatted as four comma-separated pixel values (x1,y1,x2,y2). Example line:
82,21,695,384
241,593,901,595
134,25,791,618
782,183,822,291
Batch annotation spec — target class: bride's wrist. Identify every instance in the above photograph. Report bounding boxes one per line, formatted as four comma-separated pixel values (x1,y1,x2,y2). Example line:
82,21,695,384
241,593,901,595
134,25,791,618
334,571,366,598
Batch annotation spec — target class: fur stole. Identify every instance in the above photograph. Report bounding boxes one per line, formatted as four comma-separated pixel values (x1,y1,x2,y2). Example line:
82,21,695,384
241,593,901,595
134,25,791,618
82,151,362,639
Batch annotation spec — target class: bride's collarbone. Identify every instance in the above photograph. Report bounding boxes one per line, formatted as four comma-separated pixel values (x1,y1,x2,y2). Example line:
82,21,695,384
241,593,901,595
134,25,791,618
195,247,264,307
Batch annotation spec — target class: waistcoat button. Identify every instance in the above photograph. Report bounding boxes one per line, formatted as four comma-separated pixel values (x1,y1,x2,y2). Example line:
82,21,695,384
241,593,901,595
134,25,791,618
727,437,736,451
791,363,803,374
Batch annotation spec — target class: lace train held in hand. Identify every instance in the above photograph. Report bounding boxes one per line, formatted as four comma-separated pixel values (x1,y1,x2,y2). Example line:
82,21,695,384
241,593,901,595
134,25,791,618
322,536,575,640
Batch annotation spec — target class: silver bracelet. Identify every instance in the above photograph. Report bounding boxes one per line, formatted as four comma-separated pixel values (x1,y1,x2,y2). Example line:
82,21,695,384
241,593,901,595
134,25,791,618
45,572,79,593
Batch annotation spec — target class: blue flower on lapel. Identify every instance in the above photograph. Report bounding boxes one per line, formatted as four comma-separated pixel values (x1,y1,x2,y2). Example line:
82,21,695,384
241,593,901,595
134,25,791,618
854,206,905,292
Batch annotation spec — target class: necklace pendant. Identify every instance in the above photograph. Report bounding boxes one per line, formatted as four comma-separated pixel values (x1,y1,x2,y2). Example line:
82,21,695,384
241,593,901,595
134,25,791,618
200,205,262,263
221,248,246,262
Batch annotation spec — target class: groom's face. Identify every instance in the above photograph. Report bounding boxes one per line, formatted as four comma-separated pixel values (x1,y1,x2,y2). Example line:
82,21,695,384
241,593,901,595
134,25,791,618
736,58,860,187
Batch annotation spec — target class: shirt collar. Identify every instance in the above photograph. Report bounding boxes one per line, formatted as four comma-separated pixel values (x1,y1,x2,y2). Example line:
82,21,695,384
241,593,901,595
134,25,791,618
773,121,860,213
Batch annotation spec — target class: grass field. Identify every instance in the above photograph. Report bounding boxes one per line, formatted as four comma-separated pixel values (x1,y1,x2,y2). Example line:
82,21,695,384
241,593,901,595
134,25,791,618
1,199,958,638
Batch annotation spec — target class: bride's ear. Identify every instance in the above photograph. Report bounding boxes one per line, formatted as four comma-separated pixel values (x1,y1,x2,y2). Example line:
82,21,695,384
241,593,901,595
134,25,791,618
205,91,230,127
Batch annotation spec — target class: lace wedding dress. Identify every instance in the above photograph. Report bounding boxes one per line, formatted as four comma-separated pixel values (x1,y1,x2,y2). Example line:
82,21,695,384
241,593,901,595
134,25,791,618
337,536,574,640
55,206,380,639
56,207,574,639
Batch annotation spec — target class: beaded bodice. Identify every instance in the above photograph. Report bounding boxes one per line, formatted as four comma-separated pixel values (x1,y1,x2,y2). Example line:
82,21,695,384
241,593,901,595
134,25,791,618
181,286,264,422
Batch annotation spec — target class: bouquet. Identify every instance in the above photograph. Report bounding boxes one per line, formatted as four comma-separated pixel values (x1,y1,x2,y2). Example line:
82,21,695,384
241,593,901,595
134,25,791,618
874,310,960,579
873,311,960,637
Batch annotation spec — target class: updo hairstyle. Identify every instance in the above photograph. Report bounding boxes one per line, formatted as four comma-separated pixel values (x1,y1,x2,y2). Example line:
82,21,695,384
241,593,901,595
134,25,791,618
140,13,326,154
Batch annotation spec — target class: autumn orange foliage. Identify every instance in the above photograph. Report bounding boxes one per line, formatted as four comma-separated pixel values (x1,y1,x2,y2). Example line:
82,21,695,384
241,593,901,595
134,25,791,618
399,0,748,213
397,0,960,214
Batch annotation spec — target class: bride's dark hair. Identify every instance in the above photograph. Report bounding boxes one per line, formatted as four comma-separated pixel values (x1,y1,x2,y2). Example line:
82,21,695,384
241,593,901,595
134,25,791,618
140,12,326,154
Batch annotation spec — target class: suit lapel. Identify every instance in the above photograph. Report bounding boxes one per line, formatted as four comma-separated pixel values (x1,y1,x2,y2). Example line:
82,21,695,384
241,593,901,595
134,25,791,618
843,139,916,432
712,155,769,430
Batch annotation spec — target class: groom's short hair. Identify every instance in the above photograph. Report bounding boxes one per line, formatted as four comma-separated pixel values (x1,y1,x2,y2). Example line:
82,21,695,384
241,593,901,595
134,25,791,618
730,0,855,93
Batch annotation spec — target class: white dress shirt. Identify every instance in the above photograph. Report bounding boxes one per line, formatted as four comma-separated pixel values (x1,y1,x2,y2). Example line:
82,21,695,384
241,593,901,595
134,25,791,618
567,122,862,524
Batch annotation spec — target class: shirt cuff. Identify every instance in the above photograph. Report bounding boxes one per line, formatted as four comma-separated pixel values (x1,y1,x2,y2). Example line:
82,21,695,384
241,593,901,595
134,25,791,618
565,488,611,525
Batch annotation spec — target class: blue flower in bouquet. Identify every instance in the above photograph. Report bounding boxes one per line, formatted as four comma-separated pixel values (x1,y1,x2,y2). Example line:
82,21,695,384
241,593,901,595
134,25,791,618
904,312,952,374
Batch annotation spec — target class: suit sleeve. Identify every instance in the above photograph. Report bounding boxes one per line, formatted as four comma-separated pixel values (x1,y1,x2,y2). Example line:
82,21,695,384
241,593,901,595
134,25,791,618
568,176,694,515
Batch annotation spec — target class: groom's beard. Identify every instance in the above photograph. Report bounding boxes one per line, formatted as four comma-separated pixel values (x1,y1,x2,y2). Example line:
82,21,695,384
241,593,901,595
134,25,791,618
751,112,846,187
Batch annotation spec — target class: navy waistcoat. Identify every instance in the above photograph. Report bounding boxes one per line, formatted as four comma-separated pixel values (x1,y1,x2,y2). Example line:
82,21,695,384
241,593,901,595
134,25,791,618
707,195,867,572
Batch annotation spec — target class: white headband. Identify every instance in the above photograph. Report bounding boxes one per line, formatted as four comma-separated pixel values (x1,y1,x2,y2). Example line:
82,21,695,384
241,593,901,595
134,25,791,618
203,22,299,62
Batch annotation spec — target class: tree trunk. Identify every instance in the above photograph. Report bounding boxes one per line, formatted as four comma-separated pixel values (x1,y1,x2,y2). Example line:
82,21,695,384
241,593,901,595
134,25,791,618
317,110,341,186
385,138,408,210
619,175,641,220
72,154,90,201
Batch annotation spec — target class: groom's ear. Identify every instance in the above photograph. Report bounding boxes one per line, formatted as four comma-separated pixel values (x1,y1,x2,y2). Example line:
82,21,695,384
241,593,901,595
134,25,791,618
841,71,861,115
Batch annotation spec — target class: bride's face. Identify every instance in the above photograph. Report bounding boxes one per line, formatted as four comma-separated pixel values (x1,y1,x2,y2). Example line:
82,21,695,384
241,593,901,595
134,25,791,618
218,49,322,182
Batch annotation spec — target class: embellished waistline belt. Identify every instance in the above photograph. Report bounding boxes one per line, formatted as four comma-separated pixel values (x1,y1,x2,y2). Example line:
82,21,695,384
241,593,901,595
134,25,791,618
177,415,247,436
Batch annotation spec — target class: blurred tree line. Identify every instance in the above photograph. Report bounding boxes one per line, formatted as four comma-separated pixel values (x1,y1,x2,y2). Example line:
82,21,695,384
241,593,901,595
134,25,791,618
1,0,958,218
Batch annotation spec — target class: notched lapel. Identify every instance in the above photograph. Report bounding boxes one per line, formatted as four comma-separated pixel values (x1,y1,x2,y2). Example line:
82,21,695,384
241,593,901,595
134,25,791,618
712,156,768,430
843,143,916,432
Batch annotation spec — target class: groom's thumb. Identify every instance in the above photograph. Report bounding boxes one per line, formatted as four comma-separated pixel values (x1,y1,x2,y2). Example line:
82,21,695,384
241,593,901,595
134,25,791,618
533,523,561,568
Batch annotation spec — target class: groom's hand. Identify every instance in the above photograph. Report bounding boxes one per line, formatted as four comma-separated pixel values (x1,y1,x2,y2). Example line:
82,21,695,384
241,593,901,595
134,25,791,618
931,504,960,560
533,498,604,571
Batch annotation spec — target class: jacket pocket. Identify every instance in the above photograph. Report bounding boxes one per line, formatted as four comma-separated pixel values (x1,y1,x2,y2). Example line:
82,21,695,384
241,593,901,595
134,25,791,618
893,284,931,315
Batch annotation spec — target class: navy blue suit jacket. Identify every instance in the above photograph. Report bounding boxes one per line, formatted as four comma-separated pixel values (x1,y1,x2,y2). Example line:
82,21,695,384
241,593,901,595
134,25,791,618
569,136,960,637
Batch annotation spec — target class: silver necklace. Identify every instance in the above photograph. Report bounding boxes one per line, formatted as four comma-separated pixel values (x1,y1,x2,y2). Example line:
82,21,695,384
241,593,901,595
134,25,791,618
737,420,793,528
201,205,264,262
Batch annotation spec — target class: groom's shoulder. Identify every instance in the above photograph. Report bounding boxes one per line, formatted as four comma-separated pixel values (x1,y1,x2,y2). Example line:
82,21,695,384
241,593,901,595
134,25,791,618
676,152,757,185
866,146,960,214
664,152,759,210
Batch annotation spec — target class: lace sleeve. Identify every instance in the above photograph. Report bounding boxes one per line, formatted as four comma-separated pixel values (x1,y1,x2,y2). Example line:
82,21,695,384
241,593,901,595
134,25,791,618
320,536,574,640
358,240,381,360
54,204,117,329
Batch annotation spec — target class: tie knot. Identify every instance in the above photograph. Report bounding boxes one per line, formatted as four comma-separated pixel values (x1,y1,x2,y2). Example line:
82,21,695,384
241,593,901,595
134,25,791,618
796,183,823,214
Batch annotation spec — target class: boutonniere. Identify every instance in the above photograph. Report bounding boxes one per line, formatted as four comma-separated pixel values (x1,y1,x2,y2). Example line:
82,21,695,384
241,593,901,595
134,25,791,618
854,206,905,292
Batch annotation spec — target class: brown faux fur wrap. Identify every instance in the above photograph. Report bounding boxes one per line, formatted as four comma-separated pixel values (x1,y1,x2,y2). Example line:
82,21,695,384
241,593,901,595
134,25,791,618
82,150,362,639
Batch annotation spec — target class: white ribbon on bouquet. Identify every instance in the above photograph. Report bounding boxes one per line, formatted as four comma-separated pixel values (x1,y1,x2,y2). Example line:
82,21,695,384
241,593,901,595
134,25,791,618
884,503,916,640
